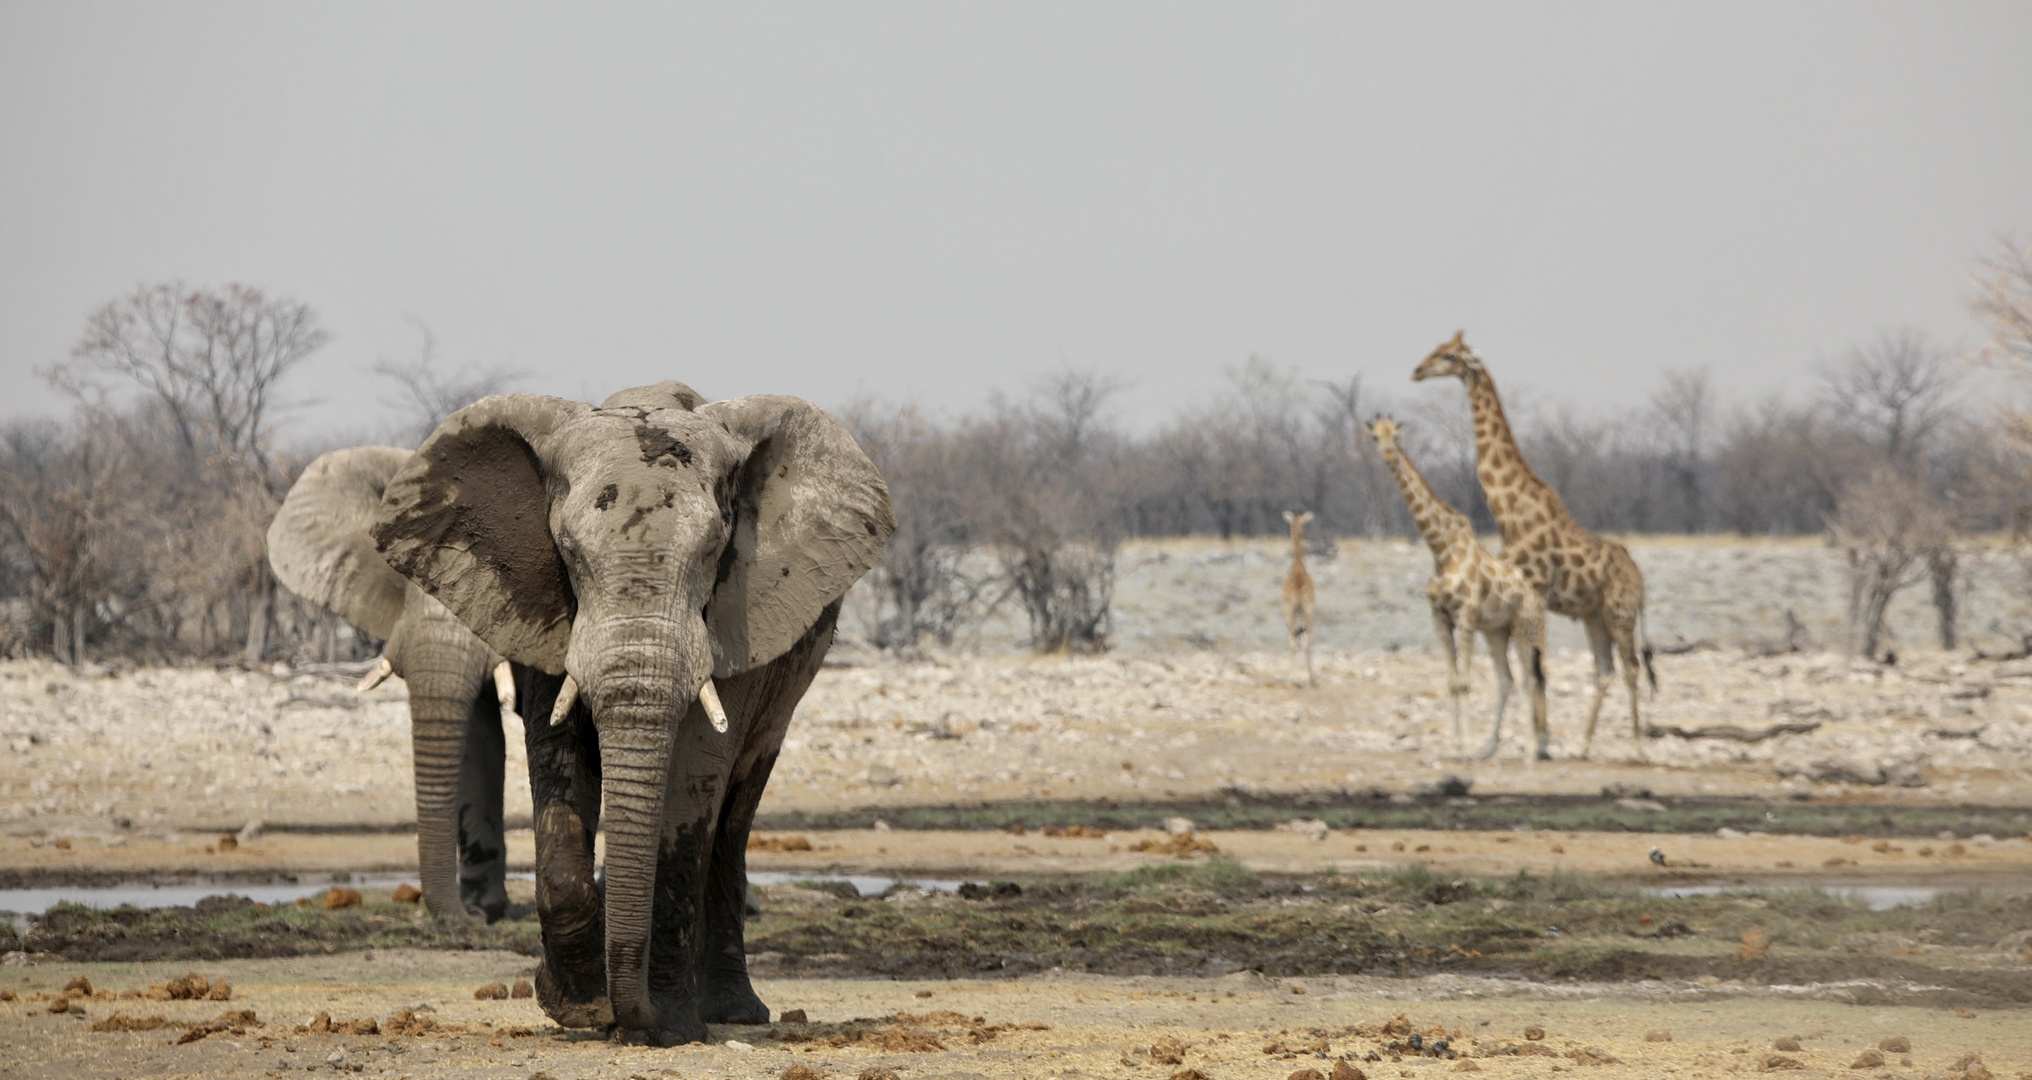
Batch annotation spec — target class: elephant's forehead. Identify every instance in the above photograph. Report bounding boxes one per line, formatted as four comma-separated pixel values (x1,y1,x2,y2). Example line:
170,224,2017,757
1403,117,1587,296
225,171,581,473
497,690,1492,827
555,408,745,477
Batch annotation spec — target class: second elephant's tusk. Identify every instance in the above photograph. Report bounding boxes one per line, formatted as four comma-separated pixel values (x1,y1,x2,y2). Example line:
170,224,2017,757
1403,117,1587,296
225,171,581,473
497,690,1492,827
356,656,393,692
698,679,729,733
550,674,579,727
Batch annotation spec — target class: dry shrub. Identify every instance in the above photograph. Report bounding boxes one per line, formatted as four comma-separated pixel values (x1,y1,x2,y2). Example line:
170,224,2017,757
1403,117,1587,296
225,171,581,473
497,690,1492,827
88,1013,177,1032
322,887,362,909
473,982,509,1001
1128,833,1220,858
748,834,815,853
1737,927,1772,963
1760,1054,1805,1071
383,1009,435,1036
175,1009,262,1044
1569,1046,1620,1066
1150,1035,1188,1064
1042,824,1107,838
510,979,533,999
391,883,422,904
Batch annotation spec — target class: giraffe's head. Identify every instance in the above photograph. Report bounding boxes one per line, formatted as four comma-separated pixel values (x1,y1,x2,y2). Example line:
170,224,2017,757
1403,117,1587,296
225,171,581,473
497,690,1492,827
1366,414,1403,452
1411,330,1484,383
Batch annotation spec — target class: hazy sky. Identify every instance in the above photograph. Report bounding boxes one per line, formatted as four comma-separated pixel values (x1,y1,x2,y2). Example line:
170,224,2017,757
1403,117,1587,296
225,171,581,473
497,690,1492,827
3,3,2028,441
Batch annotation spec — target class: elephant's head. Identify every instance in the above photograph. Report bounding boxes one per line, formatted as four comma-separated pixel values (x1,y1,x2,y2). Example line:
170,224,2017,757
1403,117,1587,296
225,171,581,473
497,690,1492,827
370,383,893,1030
267,446,508,921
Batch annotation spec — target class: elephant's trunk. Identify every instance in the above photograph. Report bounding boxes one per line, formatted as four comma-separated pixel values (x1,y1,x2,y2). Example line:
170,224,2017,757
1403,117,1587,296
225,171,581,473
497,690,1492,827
592,678,680,1031
402,636,491,922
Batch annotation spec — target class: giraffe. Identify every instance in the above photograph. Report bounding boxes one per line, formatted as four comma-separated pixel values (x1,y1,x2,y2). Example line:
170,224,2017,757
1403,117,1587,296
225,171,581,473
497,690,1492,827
1280,509,1317,686
1412,332,1656,759
1369,416,1549,759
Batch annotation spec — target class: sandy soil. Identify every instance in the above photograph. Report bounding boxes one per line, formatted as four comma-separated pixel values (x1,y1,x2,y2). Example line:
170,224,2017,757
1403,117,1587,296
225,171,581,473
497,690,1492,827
2,949,2028,1080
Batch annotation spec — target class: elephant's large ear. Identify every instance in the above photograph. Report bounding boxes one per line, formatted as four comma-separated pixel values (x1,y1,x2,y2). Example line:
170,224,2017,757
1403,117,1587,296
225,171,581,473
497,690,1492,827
697,395,895,675
268,446,417,640
371,395,586,674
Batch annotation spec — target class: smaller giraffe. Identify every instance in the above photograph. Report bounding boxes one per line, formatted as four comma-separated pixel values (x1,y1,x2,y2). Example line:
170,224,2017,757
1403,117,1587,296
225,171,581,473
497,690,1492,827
1370,417,1548,759
1280,510,1317,686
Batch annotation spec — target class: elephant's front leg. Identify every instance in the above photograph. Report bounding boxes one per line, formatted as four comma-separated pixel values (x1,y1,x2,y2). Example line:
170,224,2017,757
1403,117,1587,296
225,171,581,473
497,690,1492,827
518,668,611,1029
642,714,738,1046
695,747,781,1025
456,689,508,923
697,605,835,1024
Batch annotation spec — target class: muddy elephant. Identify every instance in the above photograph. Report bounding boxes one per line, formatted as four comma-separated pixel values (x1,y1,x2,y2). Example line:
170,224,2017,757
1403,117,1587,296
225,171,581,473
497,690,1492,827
267,446,520,922
370,382,893,1044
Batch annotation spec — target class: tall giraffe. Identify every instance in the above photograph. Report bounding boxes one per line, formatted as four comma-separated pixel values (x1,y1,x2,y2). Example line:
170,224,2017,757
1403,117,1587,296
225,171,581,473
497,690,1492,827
1412,332,1656,759
1369,417,1548,759
1280,510,1317,686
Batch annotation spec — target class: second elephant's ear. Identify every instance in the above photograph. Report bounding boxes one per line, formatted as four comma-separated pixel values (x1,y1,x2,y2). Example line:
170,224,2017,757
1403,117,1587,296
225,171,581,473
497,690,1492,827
371,394,586,674
268,446,416,640
698,395,895,676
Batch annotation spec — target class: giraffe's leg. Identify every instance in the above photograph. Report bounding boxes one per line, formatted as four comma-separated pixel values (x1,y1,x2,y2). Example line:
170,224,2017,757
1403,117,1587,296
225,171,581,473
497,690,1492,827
1519,599,1551,762
1480,624,1513,761
1433,607,1467,756
1614,606,1645,761
1302,598,1317,688
1578,617,1614,760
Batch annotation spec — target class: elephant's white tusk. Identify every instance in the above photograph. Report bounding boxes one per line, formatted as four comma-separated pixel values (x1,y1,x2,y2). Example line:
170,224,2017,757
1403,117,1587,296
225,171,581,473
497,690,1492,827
492,661,516,710
699,679,729,733
550,674,579,727
356,656,393,692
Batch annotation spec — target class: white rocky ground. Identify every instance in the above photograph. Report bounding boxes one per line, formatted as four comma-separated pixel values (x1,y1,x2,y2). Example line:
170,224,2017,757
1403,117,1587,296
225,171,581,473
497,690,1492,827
3,539,2031,838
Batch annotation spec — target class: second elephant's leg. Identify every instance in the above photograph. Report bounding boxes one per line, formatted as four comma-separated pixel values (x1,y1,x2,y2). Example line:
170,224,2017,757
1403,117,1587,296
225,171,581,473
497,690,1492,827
457,693,508,923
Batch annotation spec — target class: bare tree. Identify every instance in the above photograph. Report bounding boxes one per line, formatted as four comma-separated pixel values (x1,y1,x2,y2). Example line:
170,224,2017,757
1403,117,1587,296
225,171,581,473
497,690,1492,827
0,417,125,666
1819,329,1963,467
1830,467,1953,660
1972,234,2032,369
837,399,988,652
375,319,525,445
51,283,329,479
1649,368,1711,532
958,370,1127,653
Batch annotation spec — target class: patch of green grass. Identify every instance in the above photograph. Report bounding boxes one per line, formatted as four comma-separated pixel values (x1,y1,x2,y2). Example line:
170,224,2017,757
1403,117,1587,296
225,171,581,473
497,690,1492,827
1106,857,1260,895
9,892,542,962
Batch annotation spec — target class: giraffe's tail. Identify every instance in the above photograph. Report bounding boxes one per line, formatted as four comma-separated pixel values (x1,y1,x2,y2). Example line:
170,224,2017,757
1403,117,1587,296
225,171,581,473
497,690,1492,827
1639,607,1658,694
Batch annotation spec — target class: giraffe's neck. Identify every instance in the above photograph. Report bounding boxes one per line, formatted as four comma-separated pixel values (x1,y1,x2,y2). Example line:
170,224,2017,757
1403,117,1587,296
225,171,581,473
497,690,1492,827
1463,368,1568,544
1379,440,1474,567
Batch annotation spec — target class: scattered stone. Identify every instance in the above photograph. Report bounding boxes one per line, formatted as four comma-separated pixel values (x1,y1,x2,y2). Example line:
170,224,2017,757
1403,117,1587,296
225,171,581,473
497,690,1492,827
778,1008,808,1024
1289,1070,1328,1080
1282,818,1331,841
47,996,72,1014
749,834,816,853
62,976,92,997
1852,1049,1887,1068
1760,1054,1805,1071
0,990,14,1001
1717,827,1745,839
382,1008,435,1036
322,887,361,909
781,1065,825,1080
1524,1027,1546,1041
1331,1063,1367,1080
1151,1035,1188,1064
474,982,509,1001
726,1039,756,1051
510,978,533,999
1569,1046,1620,1066
1163,816,1196,835
391,883,422,904
1645,1031,1673,1042
1774,1038,1804,1052
1951,1052,1983,1071
1879,1037,1911,1053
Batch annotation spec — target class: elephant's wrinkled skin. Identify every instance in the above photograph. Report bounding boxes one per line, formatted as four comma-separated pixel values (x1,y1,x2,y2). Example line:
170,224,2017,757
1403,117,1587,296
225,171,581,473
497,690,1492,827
268,448,517,922
371,383,892,1043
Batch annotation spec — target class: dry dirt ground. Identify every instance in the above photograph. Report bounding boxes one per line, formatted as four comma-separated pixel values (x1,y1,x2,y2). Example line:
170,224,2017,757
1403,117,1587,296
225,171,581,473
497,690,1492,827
2,949,2029,1080
4,538,2031,1077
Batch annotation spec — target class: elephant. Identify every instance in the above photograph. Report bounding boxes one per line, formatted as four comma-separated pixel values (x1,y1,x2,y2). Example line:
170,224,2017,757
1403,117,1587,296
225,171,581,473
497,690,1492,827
369,381,893,1044
267,446,521,922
